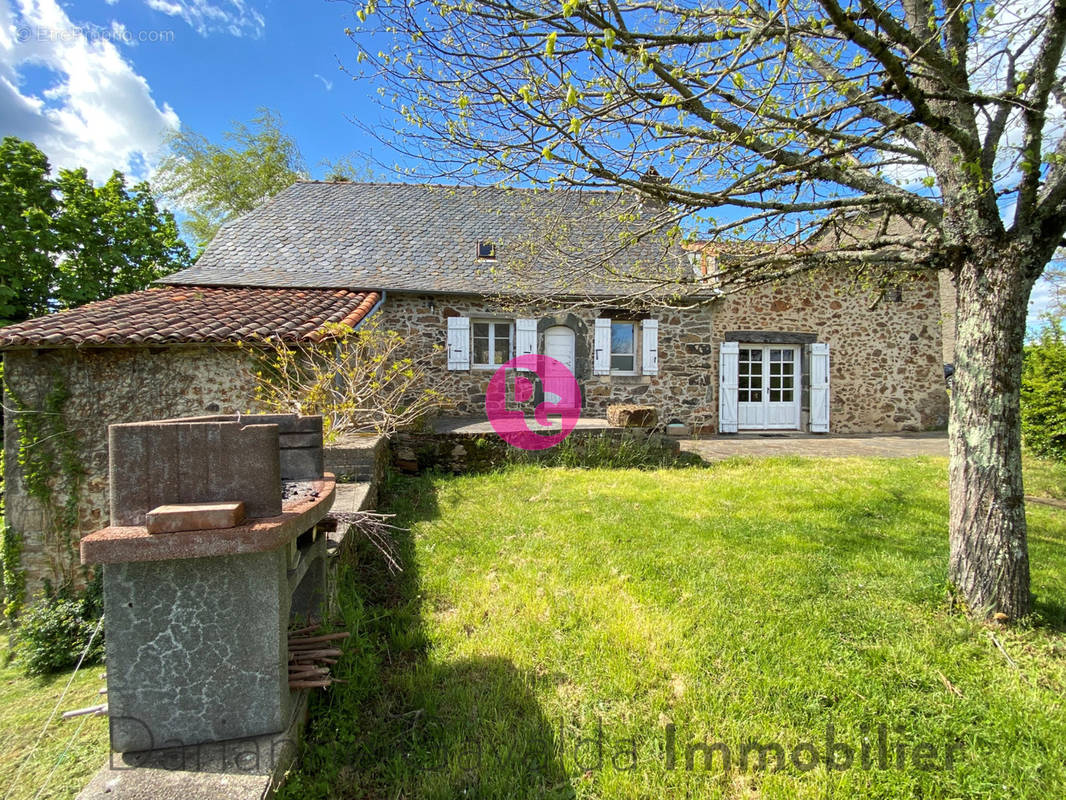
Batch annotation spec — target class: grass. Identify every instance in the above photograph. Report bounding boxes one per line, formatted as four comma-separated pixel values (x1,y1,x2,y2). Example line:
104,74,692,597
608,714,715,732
1,454,1064,799
1024,453,1066,501
281,456,1066,800
0,635,109,800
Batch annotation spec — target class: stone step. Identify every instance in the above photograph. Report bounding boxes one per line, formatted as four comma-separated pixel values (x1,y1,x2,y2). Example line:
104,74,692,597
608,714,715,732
330,482,374,514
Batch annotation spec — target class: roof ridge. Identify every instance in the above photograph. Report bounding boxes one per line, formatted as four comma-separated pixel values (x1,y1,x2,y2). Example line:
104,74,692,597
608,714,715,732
290,179,622,196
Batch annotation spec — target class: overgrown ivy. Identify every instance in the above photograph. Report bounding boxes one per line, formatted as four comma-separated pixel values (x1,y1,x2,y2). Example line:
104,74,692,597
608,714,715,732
0,433,24,620
1,369,85,614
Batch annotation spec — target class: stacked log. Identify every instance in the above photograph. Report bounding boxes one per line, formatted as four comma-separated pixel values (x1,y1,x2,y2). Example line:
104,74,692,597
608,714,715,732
287,625,349,689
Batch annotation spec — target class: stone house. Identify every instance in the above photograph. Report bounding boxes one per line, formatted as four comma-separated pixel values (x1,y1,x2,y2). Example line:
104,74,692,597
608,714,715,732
0,181,949,598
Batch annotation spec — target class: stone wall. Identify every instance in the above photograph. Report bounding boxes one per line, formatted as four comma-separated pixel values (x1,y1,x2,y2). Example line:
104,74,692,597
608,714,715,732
938,270,957,364
710,270,949,433
3,345,257,598
376,292,717,426
391,428,685,474
377,280,947,435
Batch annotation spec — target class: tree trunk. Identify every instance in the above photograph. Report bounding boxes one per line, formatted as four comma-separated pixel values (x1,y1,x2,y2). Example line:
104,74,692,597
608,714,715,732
948,247,1036,619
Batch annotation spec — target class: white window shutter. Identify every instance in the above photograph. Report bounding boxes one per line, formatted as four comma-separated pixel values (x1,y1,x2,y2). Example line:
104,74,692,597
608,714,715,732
719,341,739,433
446,316,470,370
593,318,611,375
810,342,830,433
641,319,659,375
515,318,538,357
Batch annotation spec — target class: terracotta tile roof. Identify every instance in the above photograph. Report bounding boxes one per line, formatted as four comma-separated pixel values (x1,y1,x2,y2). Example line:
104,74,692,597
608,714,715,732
0,287,381,349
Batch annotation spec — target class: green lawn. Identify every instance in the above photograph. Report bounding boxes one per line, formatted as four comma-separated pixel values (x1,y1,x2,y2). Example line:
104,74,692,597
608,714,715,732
283,457,1066,800
2,456,1065,799
1024,453,1066,501
0,637,109,800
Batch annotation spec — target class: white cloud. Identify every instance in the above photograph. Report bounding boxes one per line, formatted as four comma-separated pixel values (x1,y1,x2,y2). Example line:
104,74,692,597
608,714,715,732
0,0,179,181
313,73,332,92
144,0,264,38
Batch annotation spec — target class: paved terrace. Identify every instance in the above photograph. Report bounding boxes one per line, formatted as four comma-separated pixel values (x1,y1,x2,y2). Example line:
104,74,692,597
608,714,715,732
680,431,949,461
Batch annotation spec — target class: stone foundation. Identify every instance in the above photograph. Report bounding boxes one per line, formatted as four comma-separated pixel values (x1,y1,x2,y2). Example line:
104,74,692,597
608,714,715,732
392,428,684,474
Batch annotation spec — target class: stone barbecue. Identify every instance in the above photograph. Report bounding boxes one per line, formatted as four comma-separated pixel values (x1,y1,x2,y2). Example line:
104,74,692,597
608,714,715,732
81,413,335,753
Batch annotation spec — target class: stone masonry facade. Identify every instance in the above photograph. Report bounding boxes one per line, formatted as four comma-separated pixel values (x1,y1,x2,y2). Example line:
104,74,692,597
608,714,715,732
375,292,718,427
709,270,949,433
3,345,257,598
377,271,948,434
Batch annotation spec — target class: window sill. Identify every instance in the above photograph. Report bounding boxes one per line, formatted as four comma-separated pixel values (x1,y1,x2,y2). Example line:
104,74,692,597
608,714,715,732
599,374,650,385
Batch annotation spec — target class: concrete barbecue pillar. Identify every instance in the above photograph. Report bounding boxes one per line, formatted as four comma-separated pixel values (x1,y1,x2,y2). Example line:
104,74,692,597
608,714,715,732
81,414,333,754
103,549,292,751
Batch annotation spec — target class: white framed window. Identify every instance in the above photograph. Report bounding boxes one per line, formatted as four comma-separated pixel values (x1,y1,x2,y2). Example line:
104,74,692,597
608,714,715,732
610,320,637,374
594,317,658,376
471,319,513,368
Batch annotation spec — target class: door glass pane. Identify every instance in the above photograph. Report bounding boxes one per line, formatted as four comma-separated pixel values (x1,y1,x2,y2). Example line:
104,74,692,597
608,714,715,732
739,348,762,402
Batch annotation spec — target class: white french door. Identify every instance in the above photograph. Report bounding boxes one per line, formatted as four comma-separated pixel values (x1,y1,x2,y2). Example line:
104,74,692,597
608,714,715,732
737,345,801,429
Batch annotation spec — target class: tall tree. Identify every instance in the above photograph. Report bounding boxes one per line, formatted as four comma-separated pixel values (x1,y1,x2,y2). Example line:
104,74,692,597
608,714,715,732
156,108,308,250
53,169,190,308
0,137,190,325
0,138,59,324
354,0,1066,618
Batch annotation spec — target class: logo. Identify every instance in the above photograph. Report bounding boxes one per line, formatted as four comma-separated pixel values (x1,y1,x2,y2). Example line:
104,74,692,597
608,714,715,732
485,354,581,450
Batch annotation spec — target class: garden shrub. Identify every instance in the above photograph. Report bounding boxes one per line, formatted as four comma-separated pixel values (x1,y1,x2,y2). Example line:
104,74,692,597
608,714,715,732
15,576,104,676
1021,317,1066,461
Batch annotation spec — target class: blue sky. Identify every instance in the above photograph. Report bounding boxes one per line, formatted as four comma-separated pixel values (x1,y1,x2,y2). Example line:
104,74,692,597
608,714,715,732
0,0,380,180
0,0,1060,327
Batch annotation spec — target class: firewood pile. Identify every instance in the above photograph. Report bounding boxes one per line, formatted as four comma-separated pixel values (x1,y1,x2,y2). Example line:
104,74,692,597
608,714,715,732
287,624,350,689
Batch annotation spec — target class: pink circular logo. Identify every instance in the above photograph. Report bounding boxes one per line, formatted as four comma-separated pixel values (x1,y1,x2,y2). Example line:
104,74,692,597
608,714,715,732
485,354,582,450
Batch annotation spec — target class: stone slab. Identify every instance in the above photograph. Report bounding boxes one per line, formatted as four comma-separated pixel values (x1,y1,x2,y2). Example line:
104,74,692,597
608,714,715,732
279,447,324,481
146,502,245,534
679,431,948,461
331,482,372,514
109,420,282,525
606,404,657,428
278,432,323,449
82,477,335,565
170,413,323,434
77,691,309,800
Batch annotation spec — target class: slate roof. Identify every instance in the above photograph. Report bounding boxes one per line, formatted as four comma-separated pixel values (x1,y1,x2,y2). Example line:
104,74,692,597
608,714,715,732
0,287,381,349
162,182,698,298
